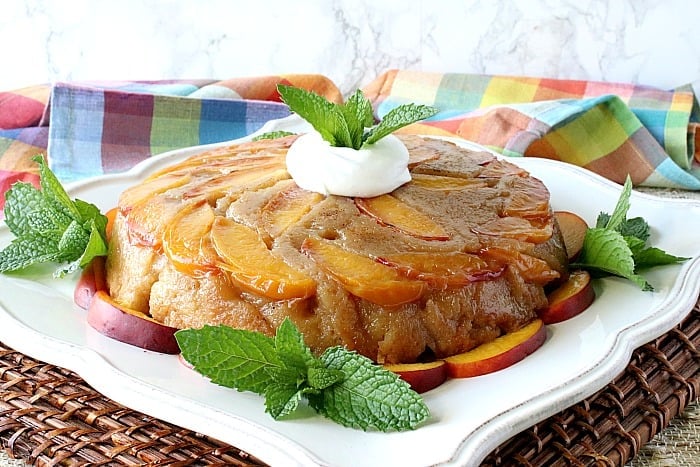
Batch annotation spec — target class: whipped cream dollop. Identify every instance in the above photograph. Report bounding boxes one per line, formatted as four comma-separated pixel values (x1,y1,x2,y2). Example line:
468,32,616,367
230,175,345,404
285,131,411,198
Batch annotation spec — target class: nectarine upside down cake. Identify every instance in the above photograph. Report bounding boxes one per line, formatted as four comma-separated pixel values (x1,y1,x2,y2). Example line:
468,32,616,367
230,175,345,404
106,134,568,364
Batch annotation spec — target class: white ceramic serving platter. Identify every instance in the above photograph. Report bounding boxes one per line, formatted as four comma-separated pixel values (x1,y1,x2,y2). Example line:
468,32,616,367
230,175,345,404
1,115,700,467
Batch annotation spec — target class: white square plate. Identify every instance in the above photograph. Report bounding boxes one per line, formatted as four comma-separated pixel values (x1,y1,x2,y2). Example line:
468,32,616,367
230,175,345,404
1,116,699,466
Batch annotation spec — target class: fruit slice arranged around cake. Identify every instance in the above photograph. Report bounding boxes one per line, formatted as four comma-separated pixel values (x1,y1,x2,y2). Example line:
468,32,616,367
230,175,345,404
0,86,687,431
67,85,641,407
78,131,574,380
108,136,563,360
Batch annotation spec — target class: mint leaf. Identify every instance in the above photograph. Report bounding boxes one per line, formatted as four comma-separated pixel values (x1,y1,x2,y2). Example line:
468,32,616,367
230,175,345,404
596,213,649,241
58,220,91,256
265,383,303,419
364,104,438,145
310,347,429,431
4,183,53,236
594,212,609,229
175,324,284,393
75,198,108,232
34,155,81,221
277,84,437,150
620,217,650,242
68,219,109,273
346,89,375,128
0,237,63,272
277,85,351,147
274,318,316,374
0,155,109,277
177,319,429,431
343,89,375,148
307,366,344,390
252,130,296,141
633,246,688,270
574,228,651,290
574,175,687,291
603,176,632,230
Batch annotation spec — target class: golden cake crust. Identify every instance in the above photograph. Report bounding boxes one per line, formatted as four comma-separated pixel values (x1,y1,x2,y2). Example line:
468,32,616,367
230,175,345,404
106,135,567,363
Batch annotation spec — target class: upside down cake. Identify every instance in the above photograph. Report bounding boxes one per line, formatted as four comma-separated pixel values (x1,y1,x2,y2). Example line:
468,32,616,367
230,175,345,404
105,134,568,364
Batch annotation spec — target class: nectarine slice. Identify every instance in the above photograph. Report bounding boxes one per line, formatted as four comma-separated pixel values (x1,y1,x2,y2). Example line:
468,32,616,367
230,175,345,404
410,174,488,191
539,270,595,324
472,216,553,244
146,152,286,181
444,319,546,378
74,256,107,310
383,360,447,393
210,216,316,300
261,185,324,239
183,166,288,202
355,194,450,241
87,290,180,354
480,247,560,286
301,237,426,307
104,207,117,243
501,176,550,219
163,200,219,276
118,173,191,213
376,251,504,288
478,159,528,178
554,211,589,261
125,195,185,249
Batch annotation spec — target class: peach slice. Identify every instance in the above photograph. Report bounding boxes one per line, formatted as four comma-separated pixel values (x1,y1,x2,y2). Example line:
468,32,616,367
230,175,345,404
477,159,528,178
125,195,185,249
118,173,191,213
501,177,550,219
554,211,589,261
183,166,288,202
87,290,180,354
301,237,426,307
163,200,219,276
383,360,448,393
74,256,107,310
444,319,546,378
376,251,504,288
539,270,595,324
210,216,316,300
355,194,451,241
480,247,560,286
146,152,286,181
104,207,117,243
410,173,488,191
261,186,324,239
472,216,553,244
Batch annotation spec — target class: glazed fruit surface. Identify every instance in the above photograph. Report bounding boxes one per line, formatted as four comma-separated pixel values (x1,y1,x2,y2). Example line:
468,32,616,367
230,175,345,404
106,135,568,363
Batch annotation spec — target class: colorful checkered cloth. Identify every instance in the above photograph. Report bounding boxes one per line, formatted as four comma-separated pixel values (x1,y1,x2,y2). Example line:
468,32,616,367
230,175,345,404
364,70,700,189
2,70,700,219
0,75,342,214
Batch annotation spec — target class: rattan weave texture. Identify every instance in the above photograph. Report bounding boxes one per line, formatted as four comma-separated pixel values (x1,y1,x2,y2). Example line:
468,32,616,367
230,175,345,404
0,303,697,466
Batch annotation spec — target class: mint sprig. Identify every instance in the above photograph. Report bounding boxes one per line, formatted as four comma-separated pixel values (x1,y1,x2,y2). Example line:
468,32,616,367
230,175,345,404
176,318,429,431
277,85,438,150
572,176,688,290
0,155,108,277
251,130,296,141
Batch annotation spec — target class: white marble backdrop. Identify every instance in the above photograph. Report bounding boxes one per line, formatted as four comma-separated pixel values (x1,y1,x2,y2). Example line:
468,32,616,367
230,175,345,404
2,0,699,95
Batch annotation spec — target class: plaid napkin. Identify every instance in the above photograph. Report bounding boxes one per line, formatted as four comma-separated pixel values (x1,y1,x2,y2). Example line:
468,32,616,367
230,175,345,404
364,70,700,189
0,75,341,214
3,70,700,219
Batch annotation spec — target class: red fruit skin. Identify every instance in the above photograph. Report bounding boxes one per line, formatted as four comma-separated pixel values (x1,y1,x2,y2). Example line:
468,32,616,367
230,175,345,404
87,290,180,354
444,320,546,378
539,270,595,324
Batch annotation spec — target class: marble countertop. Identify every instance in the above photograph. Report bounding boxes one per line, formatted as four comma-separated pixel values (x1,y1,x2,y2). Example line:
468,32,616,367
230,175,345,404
2,0,700,95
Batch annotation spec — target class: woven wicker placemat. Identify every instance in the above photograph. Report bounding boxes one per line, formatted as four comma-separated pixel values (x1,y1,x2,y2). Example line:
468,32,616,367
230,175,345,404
482,303,699,466
0,301,697,466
